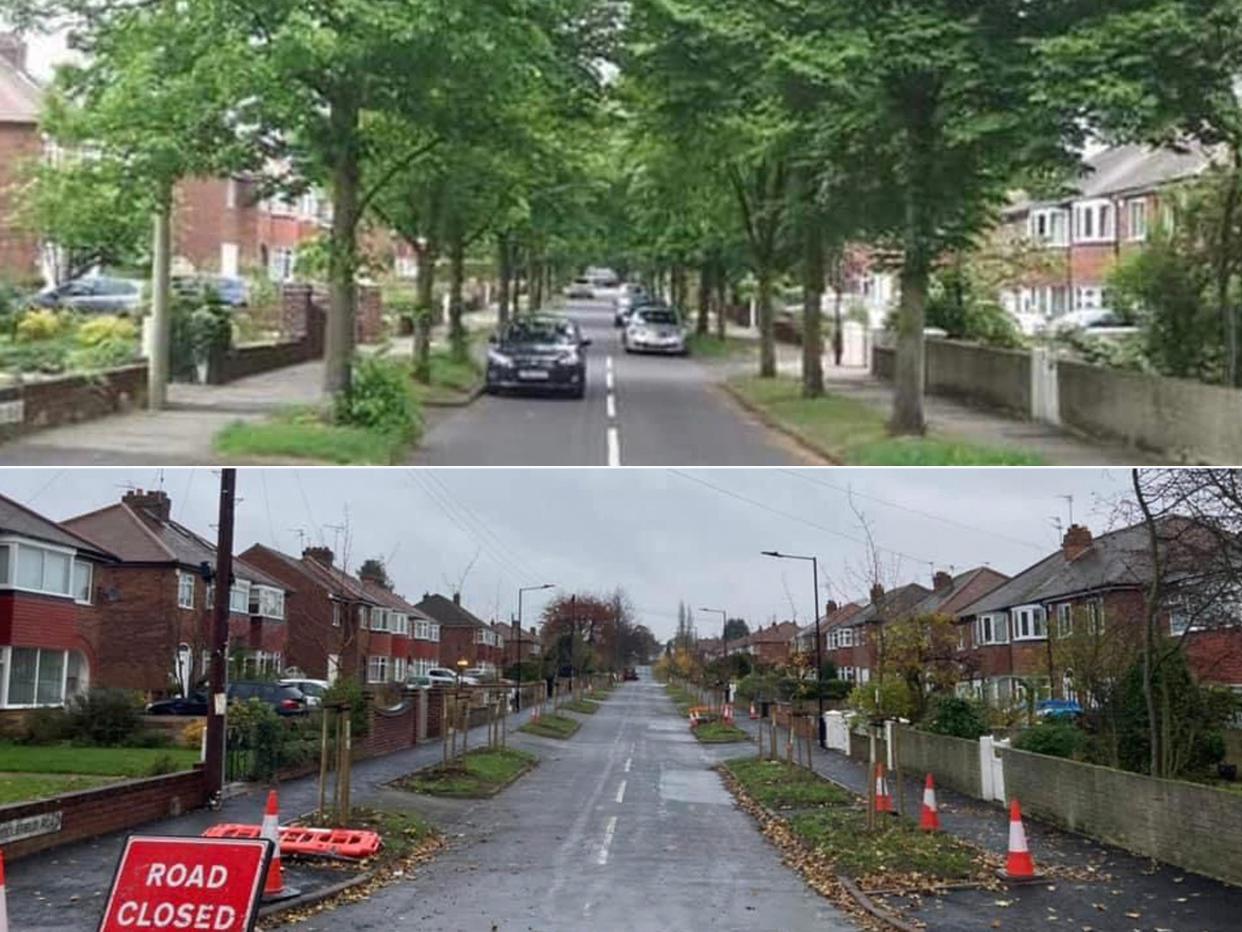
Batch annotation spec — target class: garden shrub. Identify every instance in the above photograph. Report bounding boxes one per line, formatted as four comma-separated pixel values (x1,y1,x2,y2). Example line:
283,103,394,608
64,687,143,746
1013,722,1086,760
323,675,371,739
334,354,423,443
180,718,206,750
16,308,66,342
22,706,71,744
922,695,989,740
146,752,180,776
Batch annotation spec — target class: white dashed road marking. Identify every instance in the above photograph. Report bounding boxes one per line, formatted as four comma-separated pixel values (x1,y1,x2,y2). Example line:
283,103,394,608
624,757,632,773
596,815,618,865
607,426,621,467
605,355,620,465
606,393,616,419
615,780,627,804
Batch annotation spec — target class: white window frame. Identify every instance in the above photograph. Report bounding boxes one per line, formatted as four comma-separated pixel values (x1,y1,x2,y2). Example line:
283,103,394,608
0,537,77,599
1056,603,1073,637
250,585,285,620
1029,207,1069,247
331,602,342,627
366,655,391,684
0,645,87,709
393,657,406,681
839,627,854,648
1127,198,1148,242
975,613,1009,645
177,570,195,610
73,559,93,605
430,624,440,642
1012,604,1047,641
228,579,252,615
1074,199,1116,244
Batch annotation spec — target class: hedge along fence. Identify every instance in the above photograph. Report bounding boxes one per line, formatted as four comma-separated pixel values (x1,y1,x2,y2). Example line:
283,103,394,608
999,746,1242,887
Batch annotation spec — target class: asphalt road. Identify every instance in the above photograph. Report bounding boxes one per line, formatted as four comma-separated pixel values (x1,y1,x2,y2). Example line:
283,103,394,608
412,298,816,466
289,676,851,932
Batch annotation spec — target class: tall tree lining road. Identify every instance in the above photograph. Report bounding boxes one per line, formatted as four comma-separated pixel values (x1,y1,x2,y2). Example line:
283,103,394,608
290,675,851,931
412,300,817,466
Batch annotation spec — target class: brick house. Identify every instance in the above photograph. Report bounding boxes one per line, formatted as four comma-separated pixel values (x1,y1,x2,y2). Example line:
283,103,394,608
61,490,290,697
742,621,801,667
241,544,439,685
955,522,1242,705
415,593,500,673
0,493,115,715
0,34,42,283
797,601,862,660
996,143,1217,323
504,624,541,667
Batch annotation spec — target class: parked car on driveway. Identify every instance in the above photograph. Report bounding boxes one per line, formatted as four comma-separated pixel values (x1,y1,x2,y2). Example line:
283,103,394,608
426,667,480,686
31,275,145,314
229,681,309,716
279,677,329,708
624,306,688,355
172,274,249,308
146,692,208,716
486,315,591,398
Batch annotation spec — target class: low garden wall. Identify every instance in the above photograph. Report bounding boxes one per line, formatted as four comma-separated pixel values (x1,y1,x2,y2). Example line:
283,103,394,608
872,338,1029,415
999,746,1242,887
893,726,983,799
206,338,315,385
0,767,207,862
0,363,148,442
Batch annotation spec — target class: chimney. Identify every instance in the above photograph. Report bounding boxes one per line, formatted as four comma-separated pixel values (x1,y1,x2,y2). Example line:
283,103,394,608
869,582,884,604
303,546,334,568
123,488,171,523
0,34,27,74
933,570,953,592
358,562,386,587
824,600,838,617
1062,524,1093,560
452,591,461,605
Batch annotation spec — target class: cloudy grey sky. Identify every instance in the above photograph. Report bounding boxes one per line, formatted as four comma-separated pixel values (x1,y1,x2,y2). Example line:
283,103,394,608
0,468,1133,641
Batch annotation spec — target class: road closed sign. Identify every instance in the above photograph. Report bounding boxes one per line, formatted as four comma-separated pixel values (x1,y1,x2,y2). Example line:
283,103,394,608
99,835,273,931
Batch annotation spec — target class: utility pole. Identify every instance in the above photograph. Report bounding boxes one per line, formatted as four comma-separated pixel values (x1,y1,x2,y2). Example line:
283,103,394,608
204,468,236,802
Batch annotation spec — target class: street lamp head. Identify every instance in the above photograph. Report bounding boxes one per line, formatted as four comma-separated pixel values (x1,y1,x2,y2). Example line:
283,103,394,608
456,658,469,670
761,550,782,558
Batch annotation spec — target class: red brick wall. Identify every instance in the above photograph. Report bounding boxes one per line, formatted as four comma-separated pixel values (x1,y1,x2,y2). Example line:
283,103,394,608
359,691,422,757
0,365,149,444
0,590,81,651
0,768,207,861
0,122,41,282
357,285,383,345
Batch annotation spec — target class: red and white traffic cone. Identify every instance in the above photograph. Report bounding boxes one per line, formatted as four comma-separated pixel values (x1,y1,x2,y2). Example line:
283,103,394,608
919,773,940,831
749,702,758,720
874,762,893,814
999,799,1041,882
261,789,286,899
0,847,8,932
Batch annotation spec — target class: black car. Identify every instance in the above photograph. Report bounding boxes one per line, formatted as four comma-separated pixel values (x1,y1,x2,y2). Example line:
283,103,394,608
486,315,591,399
146,682,308,716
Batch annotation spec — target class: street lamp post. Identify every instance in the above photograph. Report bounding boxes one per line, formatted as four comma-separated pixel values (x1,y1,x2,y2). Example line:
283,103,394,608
516,584,554,711
698,607,728,706
762,550,826,748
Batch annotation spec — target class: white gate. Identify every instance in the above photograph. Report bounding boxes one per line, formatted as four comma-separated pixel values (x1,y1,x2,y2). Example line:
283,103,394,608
979,735,1009,802
824,711,851,753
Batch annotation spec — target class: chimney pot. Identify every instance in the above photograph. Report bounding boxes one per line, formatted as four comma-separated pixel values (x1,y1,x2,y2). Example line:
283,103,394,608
933,570,953,592
452,591,461,605
1062,524,1093,560
303,546,334,568
869,582,884,604
825,600,838,616
123,489,172,523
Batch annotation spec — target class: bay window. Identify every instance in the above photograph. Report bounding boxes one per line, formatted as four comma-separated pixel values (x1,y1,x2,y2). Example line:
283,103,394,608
250,585,285,620
0,646,88,708
367,655,391,684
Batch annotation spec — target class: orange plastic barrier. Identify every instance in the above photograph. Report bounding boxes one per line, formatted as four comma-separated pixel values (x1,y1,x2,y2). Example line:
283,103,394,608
203,823,382,860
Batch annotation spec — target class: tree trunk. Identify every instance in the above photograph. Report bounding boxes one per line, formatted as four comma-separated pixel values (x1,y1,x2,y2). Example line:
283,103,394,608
147,188,173,409
757,267,776,378
1133,468,1163,777
830,250,845,366
715,262,728,340
891,192,928,434
414,241,437,384
1217,149,1240,386
324,95,361,396
448,233,467,362
696,263,710,336
802,218,825,399
531,252,544,311
497,233,512,326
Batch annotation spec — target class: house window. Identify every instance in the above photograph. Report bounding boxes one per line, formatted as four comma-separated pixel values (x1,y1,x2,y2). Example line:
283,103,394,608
0,646,86,708
1029,208,1069,246
268,246,296,282
1074,286,1107,311
358,605,369,627
975,613,1009,645
177,571,195,609
367,655,390,684
228,580,252,615
1127,199,1148,241
1056,603,1073,637
414,619,429,640
430,624,440,642
73,560,93,604
226,179,238,209
839,628,854,648
332,602,341,627
393,657,406,681
1012,605,1047,640
1087,600,1105,635
1074,200,1115,243
250,586,285,620
10,542,73,597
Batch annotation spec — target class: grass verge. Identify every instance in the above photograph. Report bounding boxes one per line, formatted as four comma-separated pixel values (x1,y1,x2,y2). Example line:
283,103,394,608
721,757,994,892
693,721,752,744
394,747,536,798
562,698,600,715
0,744,201,777
665,684,695,716
726,375,1044,466
410,348,483,405
518,713,581,740
686,333,755,358
214,408,411,465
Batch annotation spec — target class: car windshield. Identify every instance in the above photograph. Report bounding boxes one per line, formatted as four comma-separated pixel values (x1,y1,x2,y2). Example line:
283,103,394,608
637,310,678,325
504,320,574,345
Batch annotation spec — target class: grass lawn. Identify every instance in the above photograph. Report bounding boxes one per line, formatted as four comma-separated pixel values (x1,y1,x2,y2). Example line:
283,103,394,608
723,757,984,884
518,713,581,740
411,349,483,405
727,375,1044,466
562,698,600,715
214,408,413,465
0,772,119,805
686,333,755,358
693,721,751,744
396,747,536,798
0,744,200,777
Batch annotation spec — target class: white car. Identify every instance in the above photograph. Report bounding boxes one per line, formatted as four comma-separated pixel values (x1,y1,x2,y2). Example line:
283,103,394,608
1051,308,1137,334
625,306,688,355
426,667,479,686
279,678,330,708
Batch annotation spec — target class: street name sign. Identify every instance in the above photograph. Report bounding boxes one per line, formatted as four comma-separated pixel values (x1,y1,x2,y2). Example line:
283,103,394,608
99,835,272,931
